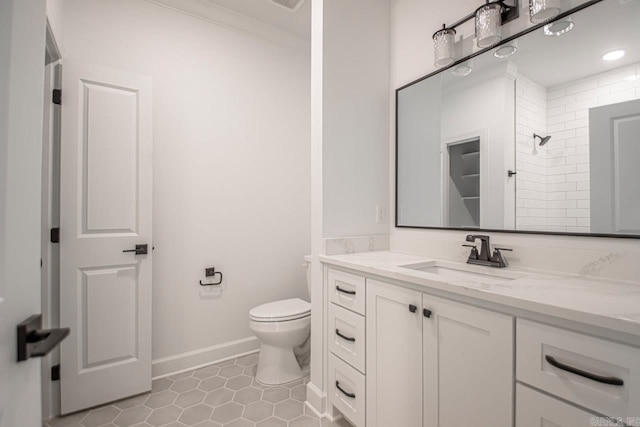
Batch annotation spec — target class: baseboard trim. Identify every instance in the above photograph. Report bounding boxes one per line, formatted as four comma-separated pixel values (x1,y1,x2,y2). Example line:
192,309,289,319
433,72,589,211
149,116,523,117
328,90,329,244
152,336,260,379
305,381,327,418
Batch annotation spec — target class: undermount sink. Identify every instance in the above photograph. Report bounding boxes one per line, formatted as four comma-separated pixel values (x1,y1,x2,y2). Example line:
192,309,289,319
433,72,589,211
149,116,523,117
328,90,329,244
400,261,525,284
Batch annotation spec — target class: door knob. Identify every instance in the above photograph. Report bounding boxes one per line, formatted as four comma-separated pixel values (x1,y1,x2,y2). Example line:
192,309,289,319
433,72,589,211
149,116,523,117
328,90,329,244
123,244,148,255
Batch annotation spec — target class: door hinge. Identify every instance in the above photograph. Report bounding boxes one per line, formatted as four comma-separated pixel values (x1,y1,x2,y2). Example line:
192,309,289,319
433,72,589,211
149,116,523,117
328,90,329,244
51,364,60,381
52,89,62,105
50,227,60,243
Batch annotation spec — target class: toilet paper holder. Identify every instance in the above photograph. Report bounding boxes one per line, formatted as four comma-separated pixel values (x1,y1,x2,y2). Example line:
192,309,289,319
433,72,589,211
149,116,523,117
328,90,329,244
200,267,223,286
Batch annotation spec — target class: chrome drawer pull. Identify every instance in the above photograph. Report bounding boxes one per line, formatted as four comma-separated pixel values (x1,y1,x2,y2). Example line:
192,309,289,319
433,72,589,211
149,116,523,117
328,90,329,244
336,381,356,398
545,355,624,386
336,286,356,295
335,329,356,342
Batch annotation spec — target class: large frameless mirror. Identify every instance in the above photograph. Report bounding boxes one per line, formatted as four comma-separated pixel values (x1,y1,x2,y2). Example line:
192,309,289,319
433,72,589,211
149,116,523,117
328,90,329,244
396,0,640,238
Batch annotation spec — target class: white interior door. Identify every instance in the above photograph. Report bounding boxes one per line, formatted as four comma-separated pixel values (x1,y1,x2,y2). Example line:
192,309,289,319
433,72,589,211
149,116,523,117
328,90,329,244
59,60,153,414
0,2,48,426
590,98,640,235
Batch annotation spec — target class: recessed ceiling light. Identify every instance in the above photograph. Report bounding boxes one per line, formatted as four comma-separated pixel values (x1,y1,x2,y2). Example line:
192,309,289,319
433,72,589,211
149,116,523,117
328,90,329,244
602,50,626,61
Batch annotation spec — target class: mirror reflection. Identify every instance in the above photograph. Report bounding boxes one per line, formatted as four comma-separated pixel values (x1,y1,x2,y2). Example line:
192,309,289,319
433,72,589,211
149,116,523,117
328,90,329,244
396,0,640,237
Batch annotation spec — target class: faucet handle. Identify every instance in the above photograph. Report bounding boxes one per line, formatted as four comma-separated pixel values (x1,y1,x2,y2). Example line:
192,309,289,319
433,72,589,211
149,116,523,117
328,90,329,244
462,244,479,260
491,247,512,268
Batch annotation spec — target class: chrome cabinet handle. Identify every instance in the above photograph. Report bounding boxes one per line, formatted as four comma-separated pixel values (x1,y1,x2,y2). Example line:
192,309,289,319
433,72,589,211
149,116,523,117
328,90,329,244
545,355,624,386
336,381,356,398
335,329,356,342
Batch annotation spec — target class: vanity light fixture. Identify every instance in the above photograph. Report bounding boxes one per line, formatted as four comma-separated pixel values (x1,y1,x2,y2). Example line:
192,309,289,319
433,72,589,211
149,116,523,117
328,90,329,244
494,40,518,58
529,0,561,23
475,1,504,48
543,17,574,36
433,24,457,67
602,50,625,61
431,1,518,65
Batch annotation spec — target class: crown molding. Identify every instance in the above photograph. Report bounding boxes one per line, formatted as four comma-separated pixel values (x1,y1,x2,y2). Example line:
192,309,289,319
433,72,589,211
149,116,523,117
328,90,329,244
145,0,307,49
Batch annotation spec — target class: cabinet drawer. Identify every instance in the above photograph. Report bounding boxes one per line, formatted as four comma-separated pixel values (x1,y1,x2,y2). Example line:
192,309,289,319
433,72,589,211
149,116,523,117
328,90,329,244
328,268,366,315
329,303,366,373
517,319,640,419
516,384,623,427
329,354,366,427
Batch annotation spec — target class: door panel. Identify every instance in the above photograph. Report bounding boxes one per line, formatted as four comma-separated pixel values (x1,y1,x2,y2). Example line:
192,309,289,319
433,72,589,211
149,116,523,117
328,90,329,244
423,294,513,427
83,265,138,367
590,98,640,234
83,81,139,233
366,280,422,427
60,60,152,414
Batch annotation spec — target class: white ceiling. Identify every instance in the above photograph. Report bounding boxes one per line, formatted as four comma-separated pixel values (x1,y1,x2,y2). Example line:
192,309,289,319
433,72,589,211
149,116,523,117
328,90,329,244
202,0,311,39
511,0,640,87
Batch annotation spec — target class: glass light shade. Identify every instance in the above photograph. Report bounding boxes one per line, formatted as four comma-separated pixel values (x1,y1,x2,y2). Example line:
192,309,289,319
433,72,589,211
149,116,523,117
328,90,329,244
451,60,473,77
433,27,456,67
494,40,518,58
529,0,561,23
475,2,503,49
543,18,574,36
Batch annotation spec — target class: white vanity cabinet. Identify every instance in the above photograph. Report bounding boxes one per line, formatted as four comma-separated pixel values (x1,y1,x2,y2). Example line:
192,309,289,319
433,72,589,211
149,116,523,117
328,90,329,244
323,265,640,427
364,278,513,427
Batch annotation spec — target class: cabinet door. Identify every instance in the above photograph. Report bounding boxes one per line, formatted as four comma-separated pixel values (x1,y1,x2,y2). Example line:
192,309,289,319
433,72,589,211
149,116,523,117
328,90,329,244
366,280,423,427
423,295,513,427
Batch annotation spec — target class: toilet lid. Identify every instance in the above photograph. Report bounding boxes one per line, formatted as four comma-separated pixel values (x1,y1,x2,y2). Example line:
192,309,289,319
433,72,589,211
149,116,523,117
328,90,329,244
250,298,311,322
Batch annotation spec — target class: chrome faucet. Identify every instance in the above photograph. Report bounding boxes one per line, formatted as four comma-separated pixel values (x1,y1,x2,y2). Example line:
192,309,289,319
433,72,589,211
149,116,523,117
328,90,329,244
463,235,512,268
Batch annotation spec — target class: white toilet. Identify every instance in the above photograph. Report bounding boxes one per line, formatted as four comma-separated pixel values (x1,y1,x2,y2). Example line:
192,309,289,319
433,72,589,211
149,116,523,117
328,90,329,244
249,257,312,385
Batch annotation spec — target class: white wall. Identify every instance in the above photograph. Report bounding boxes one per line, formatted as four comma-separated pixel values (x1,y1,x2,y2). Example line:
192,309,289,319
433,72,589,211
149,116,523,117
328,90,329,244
440,64,515,229
61,0,311,369
321,0,390,238
308,0,391,415
46,0,64,54
390,0,640,282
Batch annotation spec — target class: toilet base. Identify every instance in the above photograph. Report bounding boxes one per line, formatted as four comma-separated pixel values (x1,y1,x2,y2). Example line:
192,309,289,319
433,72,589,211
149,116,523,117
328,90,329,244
255,343,304,385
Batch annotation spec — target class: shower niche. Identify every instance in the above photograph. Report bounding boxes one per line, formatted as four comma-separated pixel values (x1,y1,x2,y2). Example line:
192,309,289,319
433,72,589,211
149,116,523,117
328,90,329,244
445,139,480,228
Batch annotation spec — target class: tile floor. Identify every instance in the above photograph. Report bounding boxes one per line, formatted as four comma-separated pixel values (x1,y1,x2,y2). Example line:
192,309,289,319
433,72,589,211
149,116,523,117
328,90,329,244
44,353,351,427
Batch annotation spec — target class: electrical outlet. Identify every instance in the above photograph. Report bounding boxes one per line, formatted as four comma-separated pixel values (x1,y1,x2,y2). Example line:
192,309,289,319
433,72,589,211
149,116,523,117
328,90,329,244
376,204,386,224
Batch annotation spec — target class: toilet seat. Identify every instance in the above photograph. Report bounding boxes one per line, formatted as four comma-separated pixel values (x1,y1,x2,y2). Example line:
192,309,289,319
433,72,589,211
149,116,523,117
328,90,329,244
250,298,311,322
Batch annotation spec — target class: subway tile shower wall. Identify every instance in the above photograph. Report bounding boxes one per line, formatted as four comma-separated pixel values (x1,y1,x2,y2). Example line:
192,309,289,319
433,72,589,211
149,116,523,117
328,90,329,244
516,62,640,233
516,74,548,231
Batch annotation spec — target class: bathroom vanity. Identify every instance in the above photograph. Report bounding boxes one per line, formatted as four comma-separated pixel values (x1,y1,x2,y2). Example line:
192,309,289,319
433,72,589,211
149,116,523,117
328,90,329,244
318,251,640,427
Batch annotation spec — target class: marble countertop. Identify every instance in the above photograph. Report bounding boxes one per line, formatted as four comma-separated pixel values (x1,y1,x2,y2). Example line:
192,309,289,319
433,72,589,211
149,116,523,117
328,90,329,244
319,251,640,338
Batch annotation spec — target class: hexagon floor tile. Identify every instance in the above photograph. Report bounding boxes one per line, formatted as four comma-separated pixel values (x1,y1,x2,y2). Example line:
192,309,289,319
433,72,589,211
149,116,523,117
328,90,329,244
44,353,353,427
